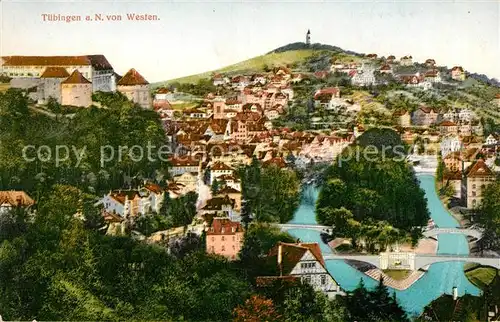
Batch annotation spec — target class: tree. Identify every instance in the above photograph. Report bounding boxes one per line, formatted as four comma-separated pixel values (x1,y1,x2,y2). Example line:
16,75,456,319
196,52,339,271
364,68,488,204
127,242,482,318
240,200,253,229
477,181,500,247
342,278,408,321
211,178,221,195
233,295,281,322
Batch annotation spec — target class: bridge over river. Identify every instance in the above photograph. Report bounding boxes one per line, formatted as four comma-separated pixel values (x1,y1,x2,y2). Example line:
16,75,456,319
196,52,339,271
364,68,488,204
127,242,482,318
278,223,484,240
322,253,500,271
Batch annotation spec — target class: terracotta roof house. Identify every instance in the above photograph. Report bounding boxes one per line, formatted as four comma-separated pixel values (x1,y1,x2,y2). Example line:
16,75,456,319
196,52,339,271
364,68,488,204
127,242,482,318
117,68,151,109
257,242,343,298
0,191,35,214
206,218,244,260
462,159,496,209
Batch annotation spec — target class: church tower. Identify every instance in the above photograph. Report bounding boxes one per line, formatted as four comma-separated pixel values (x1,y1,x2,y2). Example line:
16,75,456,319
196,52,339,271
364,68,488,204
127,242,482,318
306,29,311,46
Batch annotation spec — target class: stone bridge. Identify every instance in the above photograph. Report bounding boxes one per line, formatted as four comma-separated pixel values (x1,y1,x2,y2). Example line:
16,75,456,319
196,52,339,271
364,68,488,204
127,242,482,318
323,253,500,271
277,223,332,232
423,228,484,240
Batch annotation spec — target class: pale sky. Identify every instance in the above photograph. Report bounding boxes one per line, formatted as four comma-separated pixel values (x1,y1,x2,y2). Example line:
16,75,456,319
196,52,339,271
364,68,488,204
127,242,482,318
1,0,499,82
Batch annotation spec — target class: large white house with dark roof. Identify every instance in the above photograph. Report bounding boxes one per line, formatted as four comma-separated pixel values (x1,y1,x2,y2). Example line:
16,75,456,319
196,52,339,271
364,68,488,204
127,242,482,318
1,55,116,92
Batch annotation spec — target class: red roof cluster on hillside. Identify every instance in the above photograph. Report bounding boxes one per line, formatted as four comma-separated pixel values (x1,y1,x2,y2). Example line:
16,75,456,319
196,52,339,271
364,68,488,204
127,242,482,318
117,68,149,86
40,67,70,78
2,55,113,70
61,70,91,84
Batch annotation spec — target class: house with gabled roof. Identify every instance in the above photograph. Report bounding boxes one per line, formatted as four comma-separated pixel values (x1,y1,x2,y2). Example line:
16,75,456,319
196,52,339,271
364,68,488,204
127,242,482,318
117,68,151,109
206,217,244,260
210,161,234,184
256,242,343,298
400,55,413,66
0,191,35,215
451,66,465,81
411,106,440,126
61,70,92,107
461,159,496,209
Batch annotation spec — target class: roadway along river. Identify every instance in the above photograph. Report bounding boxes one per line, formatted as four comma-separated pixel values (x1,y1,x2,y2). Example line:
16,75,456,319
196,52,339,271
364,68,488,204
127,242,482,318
286,174,480,317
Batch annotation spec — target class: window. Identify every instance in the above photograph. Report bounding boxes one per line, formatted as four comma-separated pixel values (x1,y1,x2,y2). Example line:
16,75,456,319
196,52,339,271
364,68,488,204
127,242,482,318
221,236,225,241
321,275,326,285
472,191,476,197
221,246,225,251
232,236,235,241
211,237,215,242
305,275,311,284
472,184,476,189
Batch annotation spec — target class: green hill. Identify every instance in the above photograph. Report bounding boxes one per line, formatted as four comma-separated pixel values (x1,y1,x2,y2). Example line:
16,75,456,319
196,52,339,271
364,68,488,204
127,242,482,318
153,49,317,87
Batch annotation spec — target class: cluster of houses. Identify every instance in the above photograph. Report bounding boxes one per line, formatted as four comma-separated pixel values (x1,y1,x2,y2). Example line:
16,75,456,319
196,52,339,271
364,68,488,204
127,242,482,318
329,53,466,88
0,55,151,108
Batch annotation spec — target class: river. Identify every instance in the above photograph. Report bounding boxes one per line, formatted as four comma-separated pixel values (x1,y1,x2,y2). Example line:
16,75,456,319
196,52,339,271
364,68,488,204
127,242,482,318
287,174,481,317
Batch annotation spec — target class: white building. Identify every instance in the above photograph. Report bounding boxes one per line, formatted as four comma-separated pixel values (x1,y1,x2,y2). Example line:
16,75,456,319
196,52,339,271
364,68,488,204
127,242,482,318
257,242,343,299
351,65,376,87
1,55,116,92
96,184,165,218
458,109,475,122
485,134,499,146
210,161,234,184
440,135,462,158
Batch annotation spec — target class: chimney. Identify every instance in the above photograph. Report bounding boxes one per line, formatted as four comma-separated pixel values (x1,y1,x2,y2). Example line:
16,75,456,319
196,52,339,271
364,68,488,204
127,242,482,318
277,243,283,277
452,286,458,300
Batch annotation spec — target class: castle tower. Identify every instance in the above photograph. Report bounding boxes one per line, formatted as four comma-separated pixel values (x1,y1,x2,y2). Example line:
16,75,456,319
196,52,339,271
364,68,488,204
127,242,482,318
306,29,311,45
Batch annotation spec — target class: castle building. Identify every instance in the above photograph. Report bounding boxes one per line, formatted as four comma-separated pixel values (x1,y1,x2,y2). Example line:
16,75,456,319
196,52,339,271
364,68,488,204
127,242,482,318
117,68,151,109
1,55,115,92
61,70,93,107
306,29,311,45
37,67,70,104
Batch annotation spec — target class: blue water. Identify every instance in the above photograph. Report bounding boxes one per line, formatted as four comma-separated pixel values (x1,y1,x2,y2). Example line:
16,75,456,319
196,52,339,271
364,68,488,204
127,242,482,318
287,174,481,317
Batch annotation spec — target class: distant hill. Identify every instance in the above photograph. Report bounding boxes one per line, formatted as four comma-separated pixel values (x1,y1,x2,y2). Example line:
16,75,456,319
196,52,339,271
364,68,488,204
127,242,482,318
154,41,499,89
153,42,363,87
153,48,318,87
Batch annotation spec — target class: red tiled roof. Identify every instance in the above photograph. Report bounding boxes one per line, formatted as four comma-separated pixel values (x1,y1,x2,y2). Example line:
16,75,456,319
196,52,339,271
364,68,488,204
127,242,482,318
451,66,464,72
40,67,70,78
440,120,457,127
169,157,199,167
263,157,287,168
211,161,233,171
207,217,243,235
2,55,113,70
268,242,326,275
61,70,91,84
156,87,170,94
117,68,149,86
144,183,163,194
0,191,35,207
465,159,494,177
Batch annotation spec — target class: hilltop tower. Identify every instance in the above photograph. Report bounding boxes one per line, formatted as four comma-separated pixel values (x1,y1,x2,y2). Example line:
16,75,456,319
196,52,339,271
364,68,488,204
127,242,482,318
306,29,311,46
